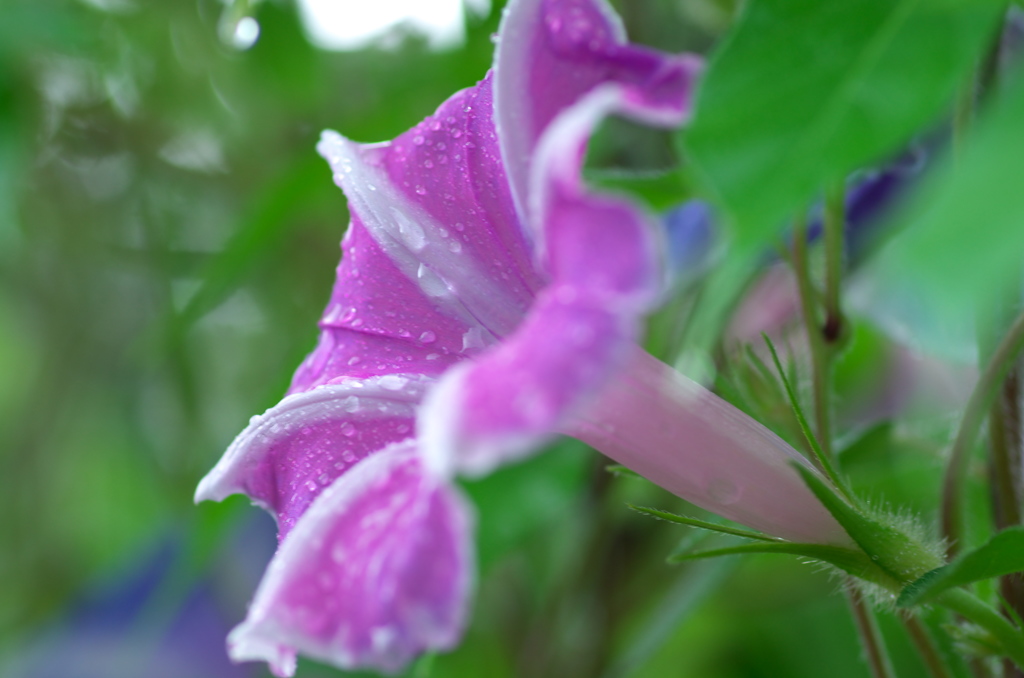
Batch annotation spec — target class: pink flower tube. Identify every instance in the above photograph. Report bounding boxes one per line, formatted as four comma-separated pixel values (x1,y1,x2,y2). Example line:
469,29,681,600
195,0,850,675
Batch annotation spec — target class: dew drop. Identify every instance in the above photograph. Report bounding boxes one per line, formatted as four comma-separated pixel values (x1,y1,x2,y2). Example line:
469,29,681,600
340,422,356,437
419,330,437,344
414,185,427,195
413,135,425,146
379,375,408,391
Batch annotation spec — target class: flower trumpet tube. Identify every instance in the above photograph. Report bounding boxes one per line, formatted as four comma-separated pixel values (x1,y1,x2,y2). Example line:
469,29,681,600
195,0,849,675
568,346,849,546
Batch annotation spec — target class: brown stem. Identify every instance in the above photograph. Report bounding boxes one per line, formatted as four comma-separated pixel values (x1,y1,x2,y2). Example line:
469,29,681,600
846,583,896,678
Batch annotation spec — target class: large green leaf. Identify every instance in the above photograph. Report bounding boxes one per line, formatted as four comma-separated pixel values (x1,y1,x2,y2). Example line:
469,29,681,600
867,68,1024,327
898,526,1024,607
682,0,1002,249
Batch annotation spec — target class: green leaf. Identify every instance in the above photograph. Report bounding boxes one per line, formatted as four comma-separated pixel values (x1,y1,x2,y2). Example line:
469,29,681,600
898,526,1024,607
629,504,780,542
867,68,1024,327
683,0,1002,249
668,541,890,584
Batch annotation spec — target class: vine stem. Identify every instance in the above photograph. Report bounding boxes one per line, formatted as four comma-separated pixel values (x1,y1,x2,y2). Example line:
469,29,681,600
791,216,835,462
793,204,903,674
902,615,956,678
847,584,896,678
941,309,1024,556
823,181,845,343
939,589,1024,670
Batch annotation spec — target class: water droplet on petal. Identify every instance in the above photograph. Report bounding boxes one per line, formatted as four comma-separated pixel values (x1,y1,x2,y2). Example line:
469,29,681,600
378,375,408,391
419,330,437,344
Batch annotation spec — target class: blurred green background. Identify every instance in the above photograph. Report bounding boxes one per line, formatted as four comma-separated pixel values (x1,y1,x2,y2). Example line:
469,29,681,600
0,1,961,676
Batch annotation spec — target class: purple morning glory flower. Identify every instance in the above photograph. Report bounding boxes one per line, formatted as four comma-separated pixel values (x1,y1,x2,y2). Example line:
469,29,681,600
195,0,850,675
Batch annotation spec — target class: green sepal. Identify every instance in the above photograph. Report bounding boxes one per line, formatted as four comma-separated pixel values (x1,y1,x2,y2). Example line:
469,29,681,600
795,464,942,584
606,464,643,479
629,505,780,542
668,541,893,586
898,526,1024,607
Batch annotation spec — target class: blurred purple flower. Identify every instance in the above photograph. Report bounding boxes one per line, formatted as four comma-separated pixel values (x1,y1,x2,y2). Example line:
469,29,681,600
195,0,849,675
3,540,251,678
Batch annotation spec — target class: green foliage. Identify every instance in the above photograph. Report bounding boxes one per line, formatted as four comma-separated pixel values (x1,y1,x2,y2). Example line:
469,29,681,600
584,168,692,213
683,0,1003,249
869,66,1024,326
899,526,1024,607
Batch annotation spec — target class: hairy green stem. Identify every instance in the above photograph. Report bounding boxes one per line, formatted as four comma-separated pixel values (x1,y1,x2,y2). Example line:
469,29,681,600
942,310,1024,556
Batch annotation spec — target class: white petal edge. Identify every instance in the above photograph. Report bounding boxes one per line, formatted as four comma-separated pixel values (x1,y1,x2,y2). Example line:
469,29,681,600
493,0,629,224
317,130,523,340
194,374,434,506
226,441,476,676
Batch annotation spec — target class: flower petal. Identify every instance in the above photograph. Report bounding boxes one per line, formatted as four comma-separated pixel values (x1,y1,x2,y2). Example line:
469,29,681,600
495,0,702,223
288,219,472,393
195,374,430,538
568,347,853,546
226,442,473,677
317,73,542,344
422,83,685,476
